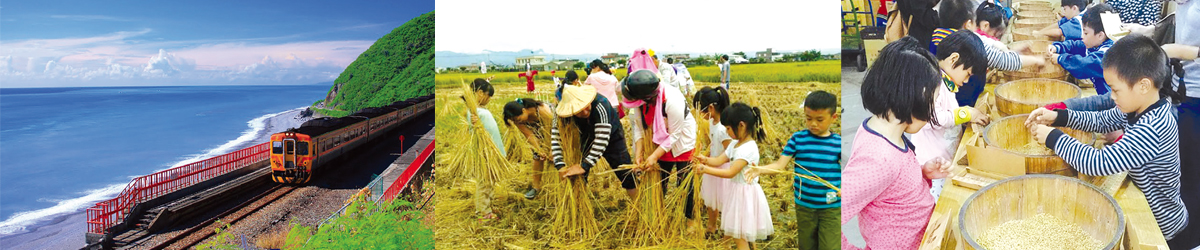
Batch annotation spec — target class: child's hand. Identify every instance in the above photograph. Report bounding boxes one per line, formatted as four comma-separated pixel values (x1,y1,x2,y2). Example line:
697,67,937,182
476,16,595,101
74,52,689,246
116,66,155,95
1029,124,1055,146
1048,53,1059,64
922,158,951,180
693,165,706,175
744,166,761,182
1024,108,1058,127
968,107,991,125
692,155,708,166
1047,45,1057,54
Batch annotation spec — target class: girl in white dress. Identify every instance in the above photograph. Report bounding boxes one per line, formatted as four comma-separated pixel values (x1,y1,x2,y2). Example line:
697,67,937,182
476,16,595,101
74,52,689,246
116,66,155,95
692,86,734,236
694,102,773,250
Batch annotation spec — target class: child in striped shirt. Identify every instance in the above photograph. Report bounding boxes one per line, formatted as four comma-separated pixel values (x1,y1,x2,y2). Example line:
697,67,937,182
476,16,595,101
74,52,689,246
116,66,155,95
1027,34,1188,240
749,90,842,250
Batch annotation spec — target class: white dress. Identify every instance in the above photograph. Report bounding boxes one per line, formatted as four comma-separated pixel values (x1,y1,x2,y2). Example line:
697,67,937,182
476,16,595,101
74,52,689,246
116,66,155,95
700,121,732,209
720,140,774,241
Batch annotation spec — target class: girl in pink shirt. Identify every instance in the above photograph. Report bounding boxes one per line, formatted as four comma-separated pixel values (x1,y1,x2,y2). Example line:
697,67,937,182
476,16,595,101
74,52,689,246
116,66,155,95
842,37,953,250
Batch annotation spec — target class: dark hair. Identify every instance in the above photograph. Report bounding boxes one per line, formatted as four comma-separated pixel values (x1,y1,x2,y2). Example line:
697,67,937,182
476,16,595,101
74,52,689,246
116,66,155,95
804,90,838,114
1081,3,1113,34
502,98,543,126
939,0,975,29
667,58,674,64
472,78,494,96
589,59,613,75
720,102,766,141
861,36,941,126
721,55,729,60
564,70,579,84
975,1,1007,30
1102,34,1177,99
693,86,731,114
1061,0,1086,9
937,30,987,74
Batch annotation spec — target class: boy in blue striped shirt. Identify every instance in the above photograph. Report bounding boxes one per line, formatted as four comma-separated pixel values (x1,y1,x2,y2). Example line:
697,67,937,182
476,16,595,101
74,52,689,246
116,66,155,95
749,90,841,250
1028,34,1188,241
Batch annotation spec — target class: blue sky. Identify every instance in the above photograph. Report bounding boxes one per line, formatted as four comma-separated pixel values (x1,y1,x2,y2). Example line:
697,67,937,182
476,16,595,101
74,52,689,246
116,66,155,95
0,0,433,87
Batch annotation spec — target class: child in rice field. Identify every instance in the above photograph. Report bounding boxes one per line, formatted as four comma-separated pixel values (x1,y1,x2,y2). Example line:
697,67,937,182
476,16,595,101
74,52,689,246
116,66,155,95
915,30,991,200
555,70,581,101
841,37,952,250
748,90,842,250
465,78,505,222
691,86,733,237
502,98,555,199
694,102,772,250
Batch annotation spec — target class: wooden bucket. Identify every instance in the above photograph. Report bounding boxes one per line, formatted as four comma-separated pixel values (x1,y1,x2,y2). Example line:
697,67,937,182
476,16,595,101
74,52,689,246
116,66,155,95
1017,10,1057,19
1014,17,1055,29
994,79,1079,116
1018,4,1055,13
981,115,1095,176
1012,28,1051,41
959,175,1124,250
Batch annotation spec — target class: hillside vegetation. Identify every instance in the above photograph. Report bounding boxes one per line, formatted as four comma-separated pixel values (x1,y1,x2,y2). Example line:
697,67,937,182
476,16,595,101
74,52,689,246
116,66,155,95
316,11,434,116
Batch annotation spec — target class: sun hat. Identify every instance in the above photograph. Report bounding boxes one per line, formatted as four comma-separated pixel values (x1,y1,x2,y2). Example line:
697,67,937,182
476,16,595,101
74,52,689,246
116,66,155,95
556,84,598,117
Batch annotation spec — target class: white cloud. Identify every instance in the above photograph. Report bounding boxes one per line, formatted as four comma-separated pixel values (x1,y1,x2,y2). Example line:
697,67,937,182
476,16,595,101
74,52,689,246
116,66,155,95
44,60,56,73
0,30,375,87
143,49,179,75
0,56,11,73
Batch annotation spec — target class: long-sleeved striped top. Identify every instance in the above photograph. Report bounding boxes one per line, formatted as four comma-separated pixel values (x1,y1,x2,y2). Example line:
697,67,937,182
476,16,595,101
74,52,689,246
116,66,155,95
928,28,1022,72
551,94,624,171
1045,99,1188,239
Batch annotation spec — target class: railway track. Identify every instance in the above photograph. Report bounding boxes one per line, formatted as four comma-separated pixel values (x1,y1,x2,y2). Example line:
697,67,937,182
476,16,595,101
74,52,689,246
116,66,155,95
146,185,297,250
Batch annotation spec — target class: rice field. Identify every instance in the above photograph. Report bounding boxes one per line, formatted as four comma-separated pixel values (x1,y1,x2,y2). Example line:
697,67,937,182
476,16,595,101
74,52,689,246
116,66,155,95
434,78,840,249
434,60,842,87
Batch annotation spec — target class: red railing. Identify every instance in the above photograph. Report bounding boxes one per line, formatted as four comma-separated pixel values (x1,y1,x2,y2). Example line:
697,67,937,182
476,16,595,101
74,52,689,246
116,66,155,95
383,141,435,202
86,142,270,234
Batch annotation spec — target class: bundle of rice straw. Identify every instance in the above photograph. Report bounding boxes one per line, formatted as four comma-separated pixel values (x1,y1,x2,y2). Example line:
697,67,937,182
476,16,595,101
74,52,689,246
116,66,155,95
439,79,518,187
622,128,668,246
661,167,704,243
504,126,533,163
548,120,601,241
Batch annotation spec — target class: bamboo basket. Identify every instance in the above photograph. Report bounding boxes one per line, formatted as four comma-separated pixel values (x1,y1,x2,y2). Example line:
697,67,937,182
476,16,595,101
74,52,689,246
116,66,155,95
1008,40,1055,56
981,115,1096,176
1017,4,1054,13
1012,28,1051,42
959,175,1124,250
1017,10,1057,20
1015,0,1052,9
1014,17,1055,29
993,79,1079,116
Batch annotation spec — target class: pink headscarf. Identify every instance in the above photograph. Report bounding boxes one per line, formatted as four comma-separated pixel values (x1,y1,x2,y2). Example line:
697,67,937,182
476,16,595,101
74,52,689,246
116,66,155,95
621,85,671,147
627,48,658,75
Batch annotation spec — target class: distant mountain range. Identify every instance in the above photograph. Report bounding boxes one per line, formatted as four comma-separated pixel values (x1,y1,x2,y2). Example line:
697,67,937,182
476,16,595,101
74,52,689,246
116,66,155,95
435,48,841,68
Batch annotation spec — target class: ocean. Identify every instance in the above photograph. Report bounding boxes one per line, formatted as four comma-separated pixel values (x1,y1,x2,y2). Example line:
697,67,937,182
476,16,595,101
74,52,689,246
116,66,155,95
0,84,331,243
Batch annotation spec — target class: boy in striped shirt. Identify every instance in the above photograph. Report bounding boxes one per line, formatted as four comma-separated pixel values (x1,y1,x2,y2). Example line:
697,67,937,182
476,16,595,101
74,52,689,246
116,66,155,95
749,90,841,250
1027,34,1188,240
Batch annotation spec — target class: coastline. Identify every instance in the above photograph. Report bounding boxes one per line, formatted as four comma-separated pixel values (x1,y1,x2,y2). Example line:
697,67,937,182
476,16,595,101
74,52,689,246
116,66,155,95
0,107,314,249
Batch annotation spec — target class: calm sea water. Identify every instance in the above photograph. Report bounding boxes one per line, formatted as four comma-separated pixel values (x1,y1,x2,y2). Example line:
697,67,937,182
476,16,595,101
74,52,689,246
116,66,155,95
0,84,330,235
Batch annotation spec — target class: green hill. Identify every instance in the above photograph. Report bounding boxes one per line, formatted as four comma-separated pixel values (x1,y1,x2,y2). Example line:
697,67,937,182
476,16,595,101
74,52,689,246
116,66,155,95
314,11,434,117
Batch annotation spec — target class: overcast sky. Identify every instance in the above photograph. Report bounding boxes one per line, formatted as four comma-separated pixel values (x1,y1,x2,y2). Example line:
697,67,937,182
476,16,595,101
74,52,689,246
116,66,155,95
0,0,433,88
436,0,841,55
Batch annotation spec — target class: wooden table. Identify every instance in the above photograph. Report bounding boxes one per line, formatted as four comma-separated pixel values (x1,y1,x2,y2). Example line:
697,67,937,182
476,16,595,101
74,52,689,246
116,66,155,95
917,126,1169,250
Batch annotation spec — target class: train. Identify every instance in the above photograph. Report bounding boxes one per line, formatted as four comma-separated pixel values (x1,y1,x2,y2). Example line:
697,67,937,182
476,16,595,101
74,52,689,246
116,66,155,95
269,94,434,184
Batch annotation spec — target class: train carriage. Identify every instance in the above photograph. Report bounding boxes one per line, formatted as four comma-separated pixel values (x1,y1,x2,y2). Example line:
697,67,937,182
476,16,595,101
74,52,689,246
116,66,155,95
269,95,433,184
